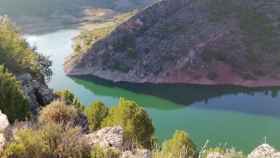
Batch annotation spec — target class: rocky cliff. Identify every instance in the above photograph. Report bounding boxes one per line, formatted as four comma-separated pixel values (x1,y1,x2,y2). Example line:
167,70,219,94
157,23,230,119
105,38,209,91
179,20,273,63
16,73,53,113
65,0,280,87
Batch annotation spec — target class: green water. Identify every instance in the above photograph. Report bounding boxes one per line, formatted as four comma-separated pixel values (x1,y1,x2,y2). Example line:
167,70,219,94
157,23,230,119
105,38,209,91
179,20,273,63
25,29,280,153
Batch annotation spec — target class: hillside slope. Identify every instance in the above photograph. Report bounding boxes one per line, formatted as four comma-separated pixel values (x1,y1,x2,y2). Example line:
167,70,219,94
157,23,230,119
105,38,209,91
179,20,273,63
65,0,280,87
0,17,53,112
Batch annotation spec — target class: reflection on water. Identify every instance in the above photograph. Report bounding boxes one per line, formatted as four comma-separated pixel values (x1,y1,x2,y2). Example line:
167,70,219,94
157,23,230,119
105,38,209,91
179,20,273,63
71,76,182,110
72,75,280,117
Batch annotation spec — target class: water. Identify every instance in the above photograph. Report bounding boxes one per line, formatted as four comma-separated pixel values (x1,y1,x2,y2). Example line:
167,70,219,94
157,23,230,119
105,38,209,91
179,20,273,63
25,29,280,153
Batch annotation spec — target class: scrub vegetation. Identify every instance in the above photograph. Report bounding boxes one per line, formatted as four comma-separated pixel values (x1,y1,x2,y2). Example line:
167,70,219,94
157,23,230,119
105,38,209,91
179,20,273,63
1,91,246,158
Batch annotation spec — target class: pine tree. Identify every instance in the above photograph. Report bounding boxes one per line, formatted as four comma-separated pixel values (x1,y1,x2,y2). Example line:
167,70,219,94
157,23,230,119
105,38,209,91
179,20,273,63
0,65,29,122
85,101,108,131
102,98,154,149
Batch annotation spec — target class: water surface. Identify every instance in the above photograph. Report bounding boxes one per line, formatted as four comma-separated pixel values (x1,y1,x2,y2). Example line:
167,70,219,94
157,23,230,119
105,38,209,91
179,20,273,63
25,29,280,153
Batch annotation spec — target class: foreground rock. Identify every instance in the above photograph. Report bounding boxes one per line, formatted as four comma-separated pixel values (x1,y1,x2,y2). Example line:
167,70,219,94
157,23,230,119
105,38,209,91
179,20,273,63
65,0,280,87
84,126,123,150
84,126,152,158
0,111,9,152
17,73,54,113
0,111,9,132
248,144,280,158
205,144,280,158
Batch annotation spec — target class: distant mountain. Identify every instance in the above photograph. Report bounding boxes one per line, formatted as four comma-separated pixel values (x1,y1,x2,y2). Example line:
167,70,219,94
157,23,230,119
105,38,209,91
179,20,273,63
0,0,154,16
65,0,280,87
0,0,156,33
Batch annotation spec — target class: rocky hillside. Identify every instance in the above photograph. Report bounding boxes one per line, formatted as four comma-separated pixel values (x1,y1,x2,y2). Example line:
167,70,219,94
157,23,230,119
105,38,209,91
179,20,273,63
0,17,53,114
65,0,280,87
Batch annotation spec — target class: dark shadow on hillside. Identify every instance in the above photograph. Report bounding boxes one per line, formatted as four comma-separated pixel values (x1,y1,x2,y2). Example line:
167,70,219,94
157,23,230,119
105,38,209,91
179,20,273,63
70,75,280,117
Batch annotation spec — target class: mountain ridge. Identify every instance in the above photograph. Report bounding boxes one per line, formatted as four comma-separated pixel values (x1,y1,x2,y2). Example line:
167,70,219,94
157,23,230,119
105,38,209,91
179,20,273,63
65,0,280,87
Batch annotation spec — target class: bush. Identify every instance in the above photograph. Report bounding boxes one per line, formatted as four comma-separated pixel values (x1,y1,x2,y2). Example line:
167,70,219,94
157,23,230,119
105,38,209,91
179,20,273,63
2,128,50,158
55,89,84,111
102,98,154,149
156,130,197,158
85,101,108,131
40,123,91,158
2,123,91,158
38,101,79,126
90,146,121,158
0,65,29,122
127,47,136,58
111,62,130,73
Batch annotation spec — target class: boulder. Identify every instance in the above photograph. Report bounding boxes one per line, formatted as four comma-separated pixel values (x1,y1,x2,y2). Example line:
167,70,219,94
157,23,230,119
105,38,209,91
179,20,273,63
248,144,280,158
0,111,9,152
84,126,123,150
0,111,9,132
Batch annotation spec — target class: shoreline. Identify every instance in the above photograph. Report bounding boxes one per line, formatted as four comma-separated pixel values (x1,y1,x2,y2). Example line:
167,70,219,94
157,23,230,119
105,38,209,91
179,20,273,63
65,70,280,88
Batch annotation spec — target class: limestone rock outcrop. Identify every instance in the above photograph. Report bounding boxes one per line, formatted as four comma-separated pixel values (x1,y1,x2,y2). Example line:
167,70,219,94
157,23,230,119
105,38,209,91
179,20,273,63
84,126,123,150
0,111,9,132
0,111,9,152
248,144,280,158
17,73,54,112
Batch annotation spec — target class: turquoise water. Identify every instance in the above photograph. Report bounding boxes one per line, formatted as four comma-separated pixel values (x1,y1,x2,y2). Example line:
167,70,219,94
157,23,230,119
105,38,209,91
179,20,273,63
25,29,280,153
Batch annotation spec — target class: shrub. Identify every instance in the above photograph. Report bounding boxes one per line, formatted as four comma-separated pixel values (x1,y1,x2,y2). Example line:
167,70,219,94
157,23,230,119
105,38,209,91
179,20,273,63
40,123,91,158
85,101,108,131
102,98,154,149
90,146,121,158
2,123,91,158
55,89,84,111
127,47,136,58
2,128,50,158
38,101,79,126
111,62,130,73
156,130,197,158
0,65,29,122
